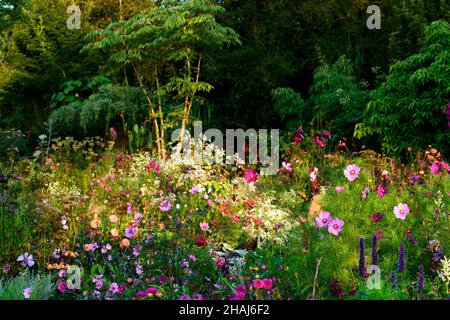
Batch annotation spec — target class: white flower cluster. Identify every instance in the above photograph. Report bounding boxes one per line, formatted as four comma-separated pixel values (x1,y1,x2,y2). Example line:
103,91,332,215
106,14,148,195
247,198,294,246
48,181,81,198
437,256,450,287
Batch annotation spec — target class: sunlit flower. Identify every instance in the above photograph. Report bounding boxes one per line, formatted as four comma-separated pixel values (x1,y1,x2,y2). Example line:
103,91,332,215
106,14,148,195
292,126,305,145
109,215,118,223
281,161,292,173
393,203,410,220
312,134,325,147
244,169,259,184
377,184,388,198
160,200,172,212
200,222,209,231
125,225,137,239
430,162,442,175
110,228,119,237
189,185,200,194
23,287,32,299
310,167,319,182
121,238,130,248
17,253,35,268
315,211,332,228
335,186,345,193
344,164,361,181
109,282,120,294
361,187,369,200
327,218,344,236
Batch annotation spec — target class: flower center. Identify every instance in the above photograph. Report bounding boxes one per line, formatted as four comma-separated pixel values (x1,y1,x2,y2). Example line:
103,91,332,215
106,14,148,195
400,210,404,214
334,224,339,229
322,219,327,223
350,170,355,175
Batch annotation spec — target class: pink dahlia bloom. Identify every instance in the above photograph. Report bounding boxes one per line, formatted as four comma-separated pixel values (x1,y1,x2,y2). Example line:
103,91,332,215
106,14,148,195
327,218,344,236
344,164,361,181
394,203,410,220
315,211,332,228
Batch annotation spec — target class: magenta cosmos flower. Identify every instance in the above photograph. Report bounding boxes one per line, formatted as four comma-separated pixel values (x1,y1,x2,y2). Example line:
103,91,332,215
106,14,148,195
430,162,442,175
335,186,345,193
344,164,361,181
160,200,172,212
393,203,410,220
244,169,259,184
315,211,332,228
328,218,344,236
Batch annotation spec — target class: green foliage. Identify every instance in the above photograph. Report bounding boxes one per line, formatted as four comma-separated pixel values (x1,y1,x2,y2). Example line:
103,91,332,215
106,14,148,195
355,20,450,156
128,124,152,153
309,55,371,142
271,87,307,130
0,270,54,300
49,83,146,137
0,128,29,161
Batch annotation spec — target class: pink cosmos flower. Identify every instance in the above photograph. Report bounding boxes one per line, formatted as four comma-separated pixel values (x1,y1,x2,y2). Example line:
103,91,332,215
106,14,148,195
312,134,325,147
377,184,388,198
244,169,259,184
109,282,120,294
310,167,319,182
189,185,200,194
430,162,442,175
344,164,361,181
335,186,345,193
200,222,209,231
393,203,410,220
23,287,32,299
160,200,172,212
361,187,369,201
279,161,293,174
327,218,344,236
57,280,67,293
180,295,191,300
315,211,332,228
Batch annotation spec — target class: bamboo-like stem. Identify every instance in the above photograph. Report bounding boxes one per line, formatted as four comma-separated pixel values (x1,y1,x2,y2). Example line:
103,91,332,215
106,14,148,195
312,257,322,300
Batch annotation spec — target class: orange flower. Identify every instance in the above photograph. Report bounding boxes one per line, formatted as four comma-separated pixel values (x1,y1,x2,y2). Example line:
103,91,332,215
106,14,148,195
121,238,130,247
110,228,119,237
90,219,100,229
84,244,91,252
109,215,118,223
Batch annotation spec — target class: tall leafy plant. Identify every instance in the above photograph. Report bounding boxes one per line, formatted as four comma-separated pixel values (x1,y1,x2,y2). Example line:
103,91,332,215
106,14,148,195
355,20,450,155
82,0,240,156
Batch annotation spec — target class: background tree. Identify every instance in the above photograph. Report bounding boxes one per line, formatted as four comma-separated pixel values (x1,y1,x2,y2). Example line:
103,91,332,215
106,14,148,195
82,0,240,155
355,20,450,155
